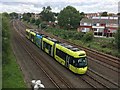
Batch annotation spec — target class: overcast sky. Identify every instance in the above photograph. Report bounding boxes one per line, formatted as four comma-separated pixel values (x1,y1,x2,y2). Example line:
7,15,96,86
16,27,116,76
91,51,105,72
0,0,120,14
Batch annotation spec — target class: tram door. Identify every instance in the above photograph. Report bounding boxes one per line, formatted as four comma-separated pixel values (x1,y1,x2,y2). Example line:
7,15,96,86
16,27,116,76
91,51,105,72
65,55,70,68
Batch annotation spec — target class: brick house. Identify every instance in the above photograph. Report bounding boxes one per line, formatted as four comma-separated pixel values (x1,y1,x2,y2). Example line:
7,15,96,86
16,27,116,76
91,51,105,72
77,18,92,33
78,16,118,37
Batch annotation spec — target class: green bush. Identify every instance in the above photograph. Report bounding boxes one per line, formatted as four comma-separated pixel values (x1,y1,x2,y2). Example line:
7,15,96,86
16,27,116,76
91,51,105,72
83,32,94,42
74,32,84,40
115,27,120,52
2,16,11,65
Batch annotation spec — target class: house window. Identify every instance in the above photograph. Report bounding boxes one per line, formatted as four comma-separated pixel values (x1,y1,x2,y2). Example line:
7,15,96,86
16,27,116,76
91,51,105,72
93,28,97,31
93,23,96,26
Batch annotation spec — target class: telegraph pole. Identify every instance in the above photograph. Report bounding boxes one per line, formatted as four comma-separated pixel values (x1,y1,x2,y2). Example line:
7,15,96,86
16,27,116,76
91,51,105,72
118,1,120,27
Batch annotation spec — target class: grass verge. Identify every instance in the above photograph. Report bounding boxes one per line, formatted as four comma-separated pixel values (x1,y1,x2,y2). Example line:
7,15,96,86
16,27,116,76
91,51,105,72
2,15,26,88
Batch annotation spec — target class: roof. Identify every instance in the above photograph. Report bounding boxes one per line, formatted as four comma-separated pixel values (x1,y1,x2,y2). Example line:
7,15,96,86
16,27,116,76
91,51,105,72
80,18,92,24
59,43,80,52
30,31,36,35
56,43,86,58
36,34,43,38
92,19,118,24
80,17,118,25
46,37,60,43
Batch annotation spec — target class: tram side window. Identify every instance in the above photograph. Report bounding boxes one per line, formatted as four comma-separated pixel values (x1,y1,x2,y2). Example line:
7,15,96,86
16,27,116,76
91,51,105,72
69,56,77,67
56,48,67,60
31,34,34,39
43,41,46,49
43,41,52,50
69,56,73,64
26,32,29,36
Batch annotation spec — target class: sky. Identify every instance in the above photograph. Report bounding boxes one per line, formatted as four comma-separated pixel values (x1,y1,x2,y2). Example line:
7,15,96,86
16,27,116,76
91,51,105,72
0,0,120,14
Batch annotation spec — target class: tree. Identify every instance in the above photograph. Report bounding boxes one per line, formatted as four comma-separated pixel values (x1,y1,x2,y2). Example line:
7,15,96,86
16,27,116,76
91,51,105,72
35,19,42,28
58,6,81,30
115,27,120,52
22,13,32,22
80,12,85,20
53,12,59,17
9,12,18,19
30,18,35,24
2,12,9,18
101,12,108,17
41,6,55,22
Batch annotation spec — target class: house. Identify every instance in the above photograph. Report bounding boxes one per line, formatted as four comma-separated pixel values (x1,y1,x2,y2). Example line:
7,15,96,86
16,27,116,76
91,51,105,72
77,18,92,33
85,12,102,18
78,16,118,37
92,17,118,37
118,15,120,26
31,13,41,20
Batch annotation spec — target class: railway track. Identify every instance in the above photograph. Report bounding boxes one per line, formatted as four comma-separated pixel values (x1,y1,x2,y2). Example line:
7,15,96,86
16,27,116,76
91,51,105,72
40,30,120,69
14,20,119,89
88,56,119,73
12,20,75,89
86,68,119,88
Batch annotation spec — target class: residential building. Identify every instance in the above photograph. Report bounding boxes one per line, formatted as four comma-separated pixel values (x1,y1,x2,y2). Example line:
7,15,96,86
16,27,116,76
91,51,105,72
31,13,41,20
78,16,118,37
119,16,120,26
77,18,92,33
85,12,102,18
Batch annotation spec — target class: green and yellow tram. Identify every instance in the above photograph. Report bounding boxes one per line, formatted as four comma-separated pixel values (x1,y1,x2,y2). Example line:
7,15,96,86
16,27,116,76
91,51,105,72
26,29,88,74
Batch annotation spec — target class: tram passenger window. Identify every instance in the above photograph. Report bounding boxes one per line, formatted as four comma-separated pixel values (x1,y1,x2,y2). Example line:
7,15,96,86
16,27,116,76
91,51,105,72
31,34,34,39
69,56,73,64
56,48,66,60
73,60,75,64
46,43,48,48
43,41,52,51
43,41,46,48
26,32,29,36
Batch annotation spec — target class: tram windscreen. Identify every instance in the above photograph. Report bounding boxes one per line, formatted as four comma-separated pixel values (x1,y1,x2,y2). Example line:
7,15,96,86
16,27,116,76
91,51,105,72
74,57,87,68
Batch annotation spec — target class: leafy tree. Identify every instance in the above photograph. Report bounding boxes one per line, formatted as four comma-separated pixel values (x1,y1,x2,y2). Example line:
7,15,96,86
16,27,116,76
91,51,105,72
58,6,81,30
101,12,108,16
80,12,85,20
30,18,35,24
22,13,32,22
41,6,55,22
115,27,120,52
9,12,18,19
35,18,42,28
53,12,59,17
27,13,32,17
2,12,9,18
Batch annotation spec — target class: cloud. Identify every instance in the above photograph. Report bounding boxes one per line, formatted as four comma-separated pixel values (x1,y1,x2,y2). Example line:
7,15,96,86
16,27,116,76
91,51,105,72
0,2,42,13
0,0,119,13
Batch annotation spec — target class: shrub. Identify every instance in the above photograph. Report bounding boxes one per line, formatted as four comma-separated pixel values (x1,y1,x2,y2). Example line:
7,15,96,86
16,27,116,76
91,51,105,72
115,27,120,52
74,32,84,40
83,32,94,42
